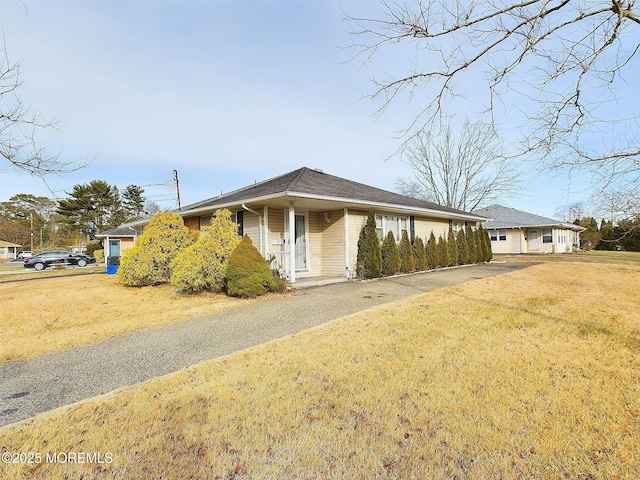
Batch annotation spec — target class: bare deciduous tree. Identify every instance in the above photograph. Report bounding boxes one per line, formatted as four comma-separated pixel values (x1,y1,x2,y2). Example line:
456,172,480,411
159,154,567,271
1,38,88,177
348,1,640,186
395,120,522,211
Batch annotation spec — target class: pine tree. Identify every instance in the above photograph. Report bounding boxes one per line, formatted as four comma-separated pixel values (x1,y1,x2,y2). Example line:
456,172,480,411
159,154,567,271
438,235,449,267
398,229,415,273
355,212,382,279
456,229,470,265
413,236,426,271
466,225,479,263
381,231,401,276
447,226,458,266
426,231,439,269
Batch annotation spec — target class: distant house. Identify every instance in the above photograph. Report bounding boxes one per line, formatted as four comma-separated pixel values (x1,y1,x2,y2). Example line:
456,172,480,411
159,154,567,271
120,167,487,281
0,240,22,259
474,204,585,254
94,226,140,261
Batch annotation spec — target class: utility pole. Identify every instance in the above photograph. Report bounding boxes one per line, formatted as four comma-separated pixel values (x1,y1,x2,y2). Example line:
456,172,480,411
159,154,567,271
30,213,34,253
173,169,181,209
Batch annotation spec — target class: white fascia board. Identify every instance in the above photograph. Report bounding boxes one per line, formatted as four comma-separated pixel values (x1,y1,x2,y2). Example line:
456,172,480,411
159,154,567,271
171,193,286,218
286,192,488,222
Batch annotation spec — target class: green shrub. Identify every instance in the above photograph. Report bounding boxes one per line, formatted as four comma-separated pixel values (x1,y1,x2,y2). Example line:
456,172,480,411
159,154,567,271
381,231,401,276
398,229,414,273
438,235,449,268
356,212,382,279
93,249,104,264
85,242,103,257
413,236,426,271
466,226,479,263
171,209,241,293
118,211,195,286
479,224,493,262
226,235,278,297
456,229,470,265
426,232,439,269
447,227,458,266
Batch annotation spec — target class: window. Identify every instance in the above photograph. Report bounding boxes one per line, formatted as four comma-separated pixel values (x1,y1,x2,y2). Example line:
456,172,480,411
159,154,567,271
0,247,5,254
542,228,553,243
375,214,409,241
558,231,566,244
235,211,244,237
489,229,507,241
451,221,464,233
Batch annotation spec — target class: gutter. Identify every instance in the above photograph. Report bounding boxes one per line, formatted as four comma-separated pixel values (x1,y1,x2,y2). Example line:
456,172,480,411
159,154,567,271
242,203,263,255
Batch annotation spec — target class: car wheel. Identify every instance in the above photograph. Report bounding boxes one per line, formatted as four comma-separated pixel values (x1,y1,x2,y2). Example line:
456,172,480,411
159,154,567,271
34,262,46,271
77,259,87,267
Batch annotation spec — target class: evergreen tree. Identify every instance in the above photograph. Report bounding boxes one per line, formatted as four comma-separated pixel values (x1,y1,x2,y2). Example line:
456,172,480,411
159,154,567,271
483,225,493,261
381,231,401,276
398,229,415,273
57,180,126,239
355,212,382,279
413,236,426,271
438,235,449,267
226,235,279,297
466,225,479,263
122,185,146,221
426,231,439,269
477,224,488,262
171,209,241,292
447,226,458,266
456,229,470,265
118,211,195,286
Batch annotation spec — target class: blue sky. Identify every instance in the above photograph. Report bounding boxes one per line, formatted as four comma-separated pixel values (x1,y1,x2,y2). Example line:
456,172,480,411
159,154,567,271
0,0,602,219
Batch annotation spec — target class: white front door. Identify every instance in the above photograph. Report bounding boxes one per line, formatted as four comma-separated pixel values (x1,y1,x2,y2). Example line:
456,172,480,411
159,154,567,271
294,214,307,271
528,230,540,252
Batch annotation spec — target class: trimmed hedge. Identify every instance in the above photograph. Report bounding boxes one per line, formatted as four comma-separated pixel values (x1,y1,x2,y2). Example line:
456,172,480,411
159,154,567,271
356,212,382,279
399,229,414,273
381,231,401,276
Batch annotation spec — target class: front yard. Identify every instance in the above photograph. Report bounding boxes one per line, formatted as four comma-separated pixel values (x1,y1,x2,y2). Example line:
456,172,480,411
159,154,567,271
0,273,262,365
1,253,638,478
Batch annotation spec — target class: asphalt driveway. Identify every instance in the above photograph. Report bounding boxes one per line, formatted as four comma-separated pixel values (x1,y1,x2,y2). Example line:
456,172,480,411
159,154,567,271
0,262,530,427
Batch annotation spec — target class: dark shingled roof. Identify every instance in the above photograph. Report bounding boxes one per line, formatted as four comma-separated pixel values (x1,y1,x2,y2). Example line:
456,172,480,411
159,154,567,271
475,204,584,230
179,167,485,219
95,226,141,237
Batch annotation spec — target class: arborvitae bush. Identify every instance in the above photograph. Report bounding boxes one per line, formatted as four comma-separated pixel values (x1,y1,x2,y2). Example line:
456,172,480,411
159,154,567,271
381,231,401,276
226,235,279,297
398,229,415,273
171,208,240,293
413,236,426,271
480,224,493,261
356,212,382,279
118,211,195,286
475,227,485,262
466,226,479,263
456,229,470,265
426,232,439,269
93,249,104,264
447,227,458,266
438,235,449,268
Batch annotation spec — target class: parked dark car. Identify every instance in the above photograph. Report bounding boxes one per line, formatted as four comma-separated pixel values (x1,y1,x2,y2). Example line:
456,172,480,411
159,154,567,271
23,251,96,271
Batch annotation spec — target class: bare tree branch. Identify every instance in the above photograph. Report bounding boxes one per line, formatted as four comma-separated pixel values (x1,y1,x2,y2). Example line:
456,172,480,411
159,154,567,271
347,0,640,185
0,37,90,178
395,119,523,211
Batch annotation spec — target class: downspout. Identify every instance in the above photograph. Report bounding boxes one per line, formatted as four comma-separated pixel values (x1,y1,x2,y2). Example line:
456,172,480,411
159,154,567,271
242,203,262,255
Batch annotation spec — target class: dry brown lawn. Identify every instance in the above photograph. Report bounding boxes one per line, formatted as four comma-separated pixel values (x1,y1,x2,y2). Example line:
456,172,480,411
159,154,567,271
0,273,260,364
1,253,639,479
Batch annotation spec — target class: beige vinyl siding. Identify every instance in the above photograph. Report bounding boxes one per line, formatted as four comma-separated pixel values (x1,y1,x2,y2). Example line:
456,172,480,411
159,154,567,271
491,229,525,254
414,218,450,242
266,208,286,265
321,209,346,276
306,211,323,276
242,211,260,247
